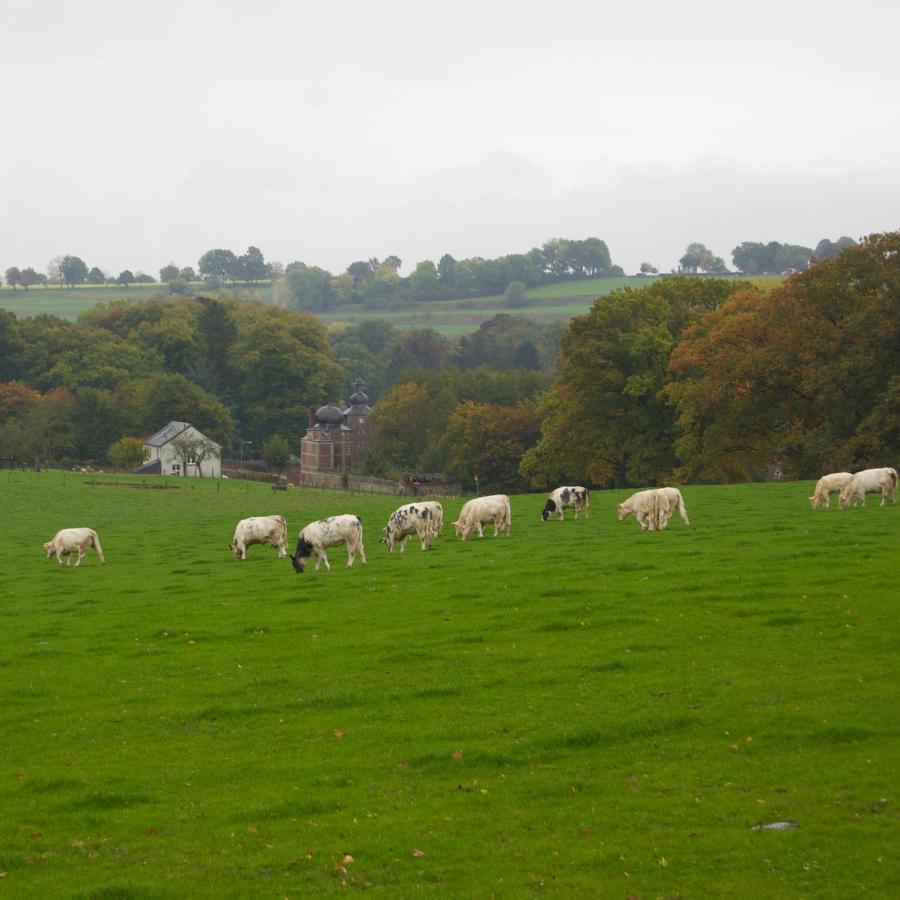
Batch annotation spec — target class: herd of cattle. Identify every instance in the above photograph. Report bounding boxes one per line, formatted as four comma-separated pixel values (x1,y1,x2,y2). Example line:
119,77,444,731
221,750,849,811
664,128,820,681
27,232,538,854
42,468,896,569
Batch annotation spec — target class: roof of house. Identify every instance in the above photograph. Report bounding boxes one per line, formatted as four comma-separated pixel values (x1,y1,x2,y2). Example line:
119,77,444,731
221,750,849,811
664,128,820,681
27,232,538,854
144,421,192,447
144,421,220,449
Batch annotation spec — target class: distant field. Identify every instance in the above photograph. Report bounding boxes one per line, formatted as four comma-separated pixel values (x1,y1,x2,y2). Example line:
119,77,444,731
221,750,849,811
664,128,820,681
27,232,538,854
2,471,897,896
0,275,785,335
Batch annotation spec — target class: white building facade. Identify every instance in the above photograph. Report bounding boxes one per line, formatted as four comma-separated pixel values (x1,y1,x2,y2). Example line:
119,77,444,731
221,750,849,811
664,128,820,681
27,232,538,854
142,421,222,478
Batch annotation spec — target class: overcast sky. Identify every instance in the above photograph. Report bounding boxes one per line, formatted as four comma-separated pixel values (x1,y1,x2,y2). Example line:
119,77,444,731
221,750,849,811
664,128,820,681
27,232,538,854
2,0,898,278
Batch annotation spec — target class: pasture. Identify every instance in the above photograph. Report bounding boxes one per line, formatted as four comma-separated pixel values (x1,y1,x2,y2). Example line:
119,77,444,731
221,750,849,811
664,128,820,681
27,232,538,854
1,472,897,897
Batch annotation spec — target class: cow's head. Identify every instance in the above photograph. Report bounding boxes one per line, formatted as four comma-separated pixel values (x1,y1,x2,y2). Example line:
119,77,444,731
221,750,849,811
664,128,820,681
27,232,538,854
540,499,556,521
616,503,628,521
290,537,314,573
229,542,242,559
381,526,396,552
42,540,53,557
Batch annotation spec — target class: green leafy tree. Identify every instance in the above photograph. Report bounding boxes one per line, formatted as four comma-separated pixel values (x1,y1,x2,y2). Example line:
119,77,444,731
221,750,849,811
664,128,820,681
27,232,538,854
87,266,106,284
505,280,526,308
261,434,290,471
20,268,45,289
60,255,89,287
159,264,180,282
409,260,441,300
117,270,135,288
5,266,22,289
238,246,269,282
521,277,740,488
284,262,334,310
108,436,148,470
198,248,237,282
442,400,542,491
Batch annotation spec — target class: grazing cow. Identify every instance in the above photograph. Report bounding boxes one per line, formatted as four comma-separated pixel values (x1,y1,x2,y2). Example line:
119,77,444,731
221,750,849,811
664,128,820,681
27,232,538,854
617,487,689,532
230,515,288,560
838,467,898,508
290,515,366,573
453,494,511,540
382,503,435,553
808,473,853,509
541,486,590,521
43,527,106,566
416,500,444,537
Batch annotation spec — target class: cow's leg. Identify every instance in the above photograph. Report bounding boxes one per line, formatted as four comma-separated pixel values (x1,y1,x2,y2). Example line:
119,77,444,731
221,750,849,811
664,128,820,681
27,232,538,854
358,541,366,565
399,535,407,553
320,551,330,572
75,548,84,566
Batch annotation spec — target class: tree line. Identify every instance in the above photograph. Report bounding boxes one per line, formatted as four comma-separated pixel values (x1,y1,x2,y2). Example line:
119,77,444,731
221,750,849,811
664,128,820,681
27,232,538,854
1,233,890,489
0,294,561,470
367,233,895,491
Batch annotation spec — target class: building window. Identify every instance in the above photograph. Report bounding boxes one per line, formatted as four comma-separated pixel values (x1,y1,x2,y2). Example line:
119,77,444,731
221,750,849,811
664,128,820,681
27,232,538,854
172,463,181,474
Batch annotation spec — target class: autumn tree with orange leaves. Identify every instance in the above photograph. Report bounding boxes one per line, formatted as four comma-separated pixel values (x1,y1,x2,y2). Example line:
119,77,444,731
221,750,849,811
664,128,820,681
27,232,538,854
666,231,900,479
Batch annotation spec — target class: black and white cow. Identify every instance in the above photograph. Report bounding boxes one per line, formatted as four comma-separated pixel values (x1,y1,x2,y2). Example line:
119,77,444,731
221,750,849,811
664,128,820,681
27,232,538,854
290,514,366,573
382,502,435,552
541,486,590,521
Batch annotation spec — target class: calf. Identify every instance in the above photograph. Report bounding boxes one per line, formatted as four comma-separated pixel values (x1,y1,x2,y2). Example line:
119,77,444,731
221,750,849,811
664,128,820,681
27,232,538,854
43,527,106,566
808,473,853,509
541,486,590,521
230,515,288,560
290,514,366,573
382,502,434,553
839,467,898,508
453,494,511,540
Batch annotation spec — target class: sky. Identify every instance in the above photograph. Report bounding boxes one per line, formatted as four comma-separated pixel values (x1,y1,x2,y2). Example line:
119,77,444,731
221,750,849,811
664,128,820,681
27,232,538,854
2,0,898,279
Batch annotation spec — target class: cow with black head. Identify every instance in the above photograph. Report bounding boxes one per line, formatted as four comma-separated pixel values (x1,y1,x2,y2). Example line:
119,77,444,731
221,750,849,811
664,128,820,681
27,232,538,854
290,514,366,573
541,486,590,521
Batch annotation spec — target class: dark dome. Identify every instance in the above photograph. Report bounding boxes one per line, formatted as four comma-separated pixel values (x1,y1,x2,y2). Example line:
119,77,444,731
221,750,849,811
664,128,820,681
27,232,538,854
315,403,345,425
349,389,369,406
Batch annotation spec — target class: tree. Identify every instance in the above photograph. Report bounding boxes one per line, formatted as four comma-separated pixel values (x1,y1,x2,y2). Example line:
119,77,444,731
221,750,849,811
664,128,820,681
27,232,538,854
520,277,740,488
813,236,857,261
198,248,238,283
505,280,527,308
238,246,269,282
117,270,135,288
679,242,727,274
347,261,374,284
87,266,106,284
442,400,542,491
135,272,156,285
667,231,900,479
59,255,89,287
409,260,440,300
639,262,658,275
160,264,180,282
47,256,64,287
170,432,219,476
21,268,46,289
5,266,22,289
261,434,290,471
108,436,147,470
284,262,334,310
179,266,196,281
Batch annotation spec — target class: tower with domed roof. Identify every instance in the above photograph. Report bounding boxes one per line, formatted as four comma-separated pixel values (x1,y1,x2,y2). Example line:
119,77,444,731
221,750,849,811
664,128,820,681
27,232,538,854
299,377,376,481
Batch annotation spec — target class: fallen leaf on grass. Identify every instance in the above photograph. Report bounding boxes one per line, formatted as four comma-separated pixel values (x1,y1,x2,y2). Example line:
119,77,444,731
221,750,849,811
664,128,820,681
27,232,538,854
452,750,463,760
333,730,344,738
412,848,425,858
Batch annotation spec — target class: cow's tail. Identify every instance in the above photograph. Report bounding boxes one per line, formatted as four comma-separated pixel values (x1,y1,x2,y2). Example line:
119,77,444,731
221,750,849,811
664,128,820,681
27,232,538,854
278,515,287,544
583,488,590,517
91,530,107,564
677,490,690,526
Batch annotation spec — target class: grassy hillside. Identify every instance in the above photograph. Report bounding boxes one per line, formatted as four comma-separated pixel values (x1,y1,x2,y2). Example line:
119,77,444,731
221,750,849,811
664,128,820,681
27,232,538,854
0,275,784,336
1,471,896,896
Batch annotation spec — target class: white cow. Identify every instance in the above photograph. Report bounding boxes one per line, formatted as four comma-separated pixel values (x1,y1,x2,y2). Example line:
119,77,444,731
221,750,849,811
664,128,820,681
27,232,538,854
617,487,689,532
453,494,511,540
541,486,590,521
290,514,366,573
382,503,435,553
838,467,898,508
230,515,288,560
808,473,853,509
416,500,444,537
43,527,106,566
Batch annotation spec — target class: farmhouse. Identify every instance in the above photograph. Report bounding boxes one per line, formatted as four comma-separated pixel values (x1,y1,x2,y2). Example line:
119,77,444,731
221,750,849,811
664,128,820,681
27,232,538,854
299,377,375,485
137,421,221,478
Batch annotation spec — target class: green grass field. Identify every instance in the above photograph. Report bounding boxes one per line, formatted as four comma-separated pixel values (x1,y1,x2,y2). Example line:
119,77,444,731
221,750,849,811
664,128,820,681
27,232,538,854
0,276,784,337
2,472,897,897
